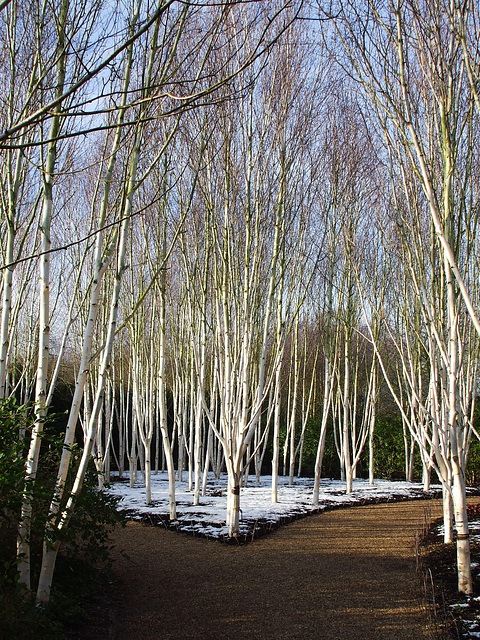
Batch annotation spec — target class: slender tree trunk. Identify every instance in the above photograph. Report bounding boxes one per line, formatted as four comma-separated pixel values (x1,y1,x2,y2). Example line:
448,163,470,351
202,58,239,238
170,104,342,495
37,180,132,603
158,274,176,521
17,0,69,588
343,338,353,494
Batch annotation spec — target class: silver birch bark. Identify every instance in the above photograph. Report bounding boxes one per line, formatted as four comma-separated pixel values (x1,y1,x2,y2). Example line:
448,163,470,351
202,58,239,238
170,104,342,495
17,0,69,588
329,0,478,592
35,0,141,598
313,243,338,503
36,157,133,603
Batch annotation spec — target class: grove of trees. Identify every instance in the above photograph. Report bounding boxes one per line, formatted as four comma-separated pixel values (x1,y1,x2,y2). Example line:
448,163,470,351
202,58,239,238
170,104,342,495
1,0,480,603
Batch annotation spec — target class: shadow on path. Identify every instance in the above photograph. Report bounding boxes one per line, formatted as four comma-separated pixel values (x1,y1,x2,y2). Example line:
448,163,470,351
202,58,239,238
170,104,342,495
81,499,443,640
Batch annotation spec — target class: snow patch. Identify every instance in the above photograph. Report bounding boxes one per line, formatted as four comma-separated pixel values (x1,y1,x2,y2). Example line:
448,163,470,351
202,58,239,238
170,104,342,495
107,473,442,541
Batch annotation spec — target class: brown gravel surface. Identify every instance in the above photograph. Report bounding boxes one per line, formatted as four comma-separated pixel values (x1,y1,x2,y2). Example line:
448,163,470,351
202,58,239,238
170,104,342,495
81,499,443,640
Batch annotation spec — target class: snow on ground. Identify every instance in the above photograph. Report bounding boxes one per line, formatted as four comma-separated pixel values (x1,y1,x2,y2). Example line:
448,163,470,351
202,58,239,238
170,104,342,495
108,472,480,637
107,472,442,541
430,505,480,639
434,522,480,544
433,517,480,639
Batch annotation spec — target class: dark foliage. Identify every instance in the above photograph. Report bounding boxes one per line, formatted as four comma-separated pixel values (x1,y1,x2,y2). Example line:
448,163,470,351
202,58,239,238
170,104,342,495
0,399,124,639
421,517,480,639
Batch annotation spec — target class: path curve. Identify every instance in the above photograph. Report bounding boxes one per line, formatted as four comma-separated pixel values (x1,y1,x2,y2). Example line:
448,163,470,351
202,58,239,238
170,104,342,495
83,499,443,640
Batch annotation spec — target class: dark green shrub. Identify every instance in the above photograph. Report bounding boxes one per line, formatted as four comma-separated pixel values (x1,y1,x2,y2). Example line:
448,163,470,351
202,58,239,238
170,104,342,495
370,414,423,481
466,436,480,486
0,399,123,639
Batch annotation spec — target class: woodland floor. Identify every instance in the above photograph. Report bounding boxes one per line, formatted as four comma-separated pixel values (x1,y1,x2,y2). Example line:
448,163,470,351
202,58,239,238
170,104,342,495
72,498,458,640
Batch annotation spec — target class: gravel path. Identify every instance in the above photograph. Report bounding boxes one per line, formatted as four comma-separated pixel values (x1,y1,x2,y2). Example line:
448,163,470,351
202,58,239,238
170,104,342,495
82,499,443,640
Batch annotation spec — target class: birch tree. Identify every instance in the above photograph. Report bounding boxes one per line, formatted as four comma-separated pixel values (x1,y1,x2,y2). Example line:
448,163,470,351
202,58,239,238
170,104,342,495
327,0,480,592
36,0,190,601
30,0,296,602
18,0,96,590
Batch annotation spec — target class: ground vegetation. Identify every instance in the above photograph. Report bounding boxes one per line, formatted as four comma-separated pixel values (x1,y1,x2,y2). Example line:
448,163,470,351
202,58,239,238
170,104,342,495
1,0,480,611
